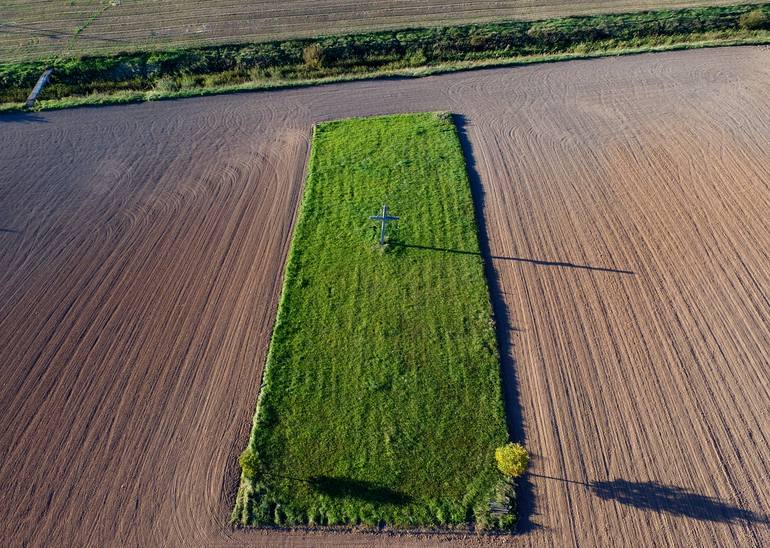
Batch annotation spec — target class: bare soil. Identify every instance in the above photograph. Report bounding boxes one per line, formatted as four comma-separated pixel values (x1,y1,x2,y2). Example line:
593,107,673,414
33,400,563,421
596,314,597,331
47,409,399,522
1,46,768,547
0,0,754,62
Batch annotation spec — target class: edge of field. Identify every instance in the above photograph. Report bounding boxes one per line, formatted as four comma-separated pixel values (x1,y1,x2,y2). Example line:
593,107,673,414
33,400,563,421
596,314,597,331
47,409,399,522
0,0,760,63
232,112,515,533
2,7,769,113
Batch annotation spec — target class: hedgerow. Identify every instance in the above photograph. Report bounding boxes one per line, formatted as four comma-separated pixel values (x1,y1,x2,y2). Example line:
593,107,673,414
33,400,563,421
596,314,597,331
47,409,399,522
1,4,767,105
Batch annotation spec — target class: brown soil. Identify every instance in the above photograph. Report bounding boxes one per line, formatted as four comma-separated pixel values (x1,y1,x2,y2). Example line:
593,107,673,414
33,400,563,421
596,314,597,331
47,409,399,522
1,46,768,547
0,0,752,62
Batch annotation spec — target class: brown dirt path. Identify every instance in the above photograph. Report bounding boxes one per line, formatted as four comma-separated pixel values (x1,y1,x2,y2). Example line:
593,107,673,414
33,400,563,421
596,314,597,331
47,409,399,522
1,46,769,547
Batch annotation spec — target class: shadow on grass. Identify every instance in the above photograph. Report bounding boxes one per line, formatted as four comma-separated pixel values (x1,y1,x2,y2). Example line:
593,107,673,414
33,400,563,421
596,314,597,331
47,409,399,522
309,476,412,505
453,113,536,533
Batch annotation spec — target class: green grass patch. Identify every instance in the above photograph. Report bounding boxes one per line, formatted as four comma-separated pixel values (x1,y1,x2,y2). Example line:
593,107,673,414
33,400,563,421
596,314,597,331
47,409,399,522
233,112,513,531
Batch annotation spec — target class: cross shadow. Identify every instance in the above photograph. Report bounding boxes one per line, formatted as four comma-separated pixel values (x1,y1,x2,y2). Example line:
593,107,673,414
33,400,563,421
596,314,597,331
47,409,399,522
395,243,634,275
530,474,769,525
453,113,536,533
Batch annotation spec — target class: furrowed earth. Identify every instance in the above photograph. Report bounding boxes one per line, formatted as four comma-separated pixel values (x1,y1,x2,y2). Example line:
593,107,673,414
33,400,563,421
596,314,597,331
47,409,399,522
0,0,756,62
1,46,769,546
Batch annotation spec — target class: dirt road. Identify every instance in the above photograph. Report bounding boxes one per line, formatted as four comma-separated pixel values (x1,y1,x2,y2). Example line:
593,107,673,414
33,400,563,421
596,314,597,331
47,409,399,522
1,46,768,547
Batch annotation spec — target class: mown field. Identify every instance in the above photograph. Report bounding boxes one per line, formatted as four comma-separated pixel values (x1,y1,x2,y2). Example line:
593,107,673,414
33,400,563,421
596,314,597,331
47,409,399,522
233,113,512,530
0,0,755,63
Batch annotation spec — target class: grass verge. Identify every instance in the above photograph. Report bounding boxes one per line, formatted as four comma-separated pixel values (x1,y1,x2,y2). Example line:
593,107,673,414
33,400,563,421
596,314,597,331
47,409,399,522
0,4,768,112
233,112,512,531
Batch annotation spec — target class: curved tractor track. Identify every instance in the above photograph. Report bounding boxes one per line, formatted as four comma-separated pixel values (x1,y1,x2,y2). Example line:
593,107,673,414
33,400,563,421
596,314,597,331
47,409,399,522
1,47,769,547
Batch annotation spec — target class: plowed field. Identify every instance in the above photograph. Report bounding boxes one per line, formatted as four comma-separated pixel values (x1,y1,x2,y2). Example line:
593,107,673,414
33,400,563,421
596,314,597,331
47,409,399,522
0,0,754,62
1,46,768,547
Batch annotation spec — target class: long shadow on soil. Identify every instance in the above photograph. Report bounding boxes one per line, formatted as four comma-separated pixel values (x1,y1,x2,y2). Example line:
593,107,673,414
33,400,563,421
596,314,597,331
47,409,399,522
531,474,770,525
453,113,536,533
395,243,634,275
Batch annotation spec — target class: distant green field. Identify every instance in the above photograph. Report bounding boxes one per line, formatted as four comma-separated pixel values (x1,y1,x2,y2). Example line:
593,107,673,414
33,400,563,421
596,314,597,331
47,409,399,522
233,113,513,530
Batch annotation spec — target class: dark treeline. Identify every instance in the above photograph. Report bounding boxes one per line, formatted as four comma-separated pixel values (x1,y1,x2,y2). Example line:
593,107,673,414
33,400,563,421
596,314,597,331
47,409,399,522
1,4,768,104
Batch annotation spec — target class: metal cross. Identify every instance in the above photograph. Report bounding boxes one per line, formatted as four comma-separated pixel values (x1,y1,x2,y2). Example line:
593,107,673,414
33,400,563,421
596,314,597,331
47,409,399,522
369,204,399,246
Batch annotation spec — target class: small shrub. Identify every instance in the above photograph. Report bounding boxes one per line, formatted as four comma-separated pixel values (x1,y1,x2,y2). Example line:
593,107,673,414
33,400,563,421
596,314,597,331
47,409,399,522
177,73,205,89
204,69,247,86
404,50,427,67
469,32,489,50
527,23,565,47
153,76,179,92
495,442,529,478
303,43,326,68
739,9,769,30
239,446,262,478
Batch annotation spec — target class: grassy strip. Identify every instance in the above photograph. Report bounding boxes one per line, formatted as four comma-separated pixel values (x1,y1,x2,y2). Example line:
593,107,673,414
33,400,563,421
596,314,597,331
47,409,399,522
1,33,767,114
233,112,512,531
0,3,767,110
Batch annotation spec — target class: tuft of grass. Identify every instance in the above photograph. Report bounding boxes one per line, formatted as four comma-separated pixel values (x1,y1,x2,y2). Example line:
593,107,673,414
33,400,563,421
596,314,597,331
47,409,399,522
233,112,513,531
740,8,770,28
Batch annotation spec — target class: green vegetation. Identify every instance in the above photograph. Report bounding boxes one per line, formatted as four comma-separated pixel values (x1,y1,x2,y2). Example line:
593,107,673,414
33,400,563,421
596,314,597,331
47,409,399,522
496,444,530,478
1,4,768,111
239,447,263,479
233,113,514,531
740,7,770,27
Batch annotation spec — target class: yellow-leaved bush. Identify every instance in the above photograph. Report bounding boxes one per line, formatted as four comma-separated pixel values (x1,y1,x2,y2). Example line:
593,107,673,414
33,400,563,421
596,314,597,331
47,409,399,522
495,443,529,478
